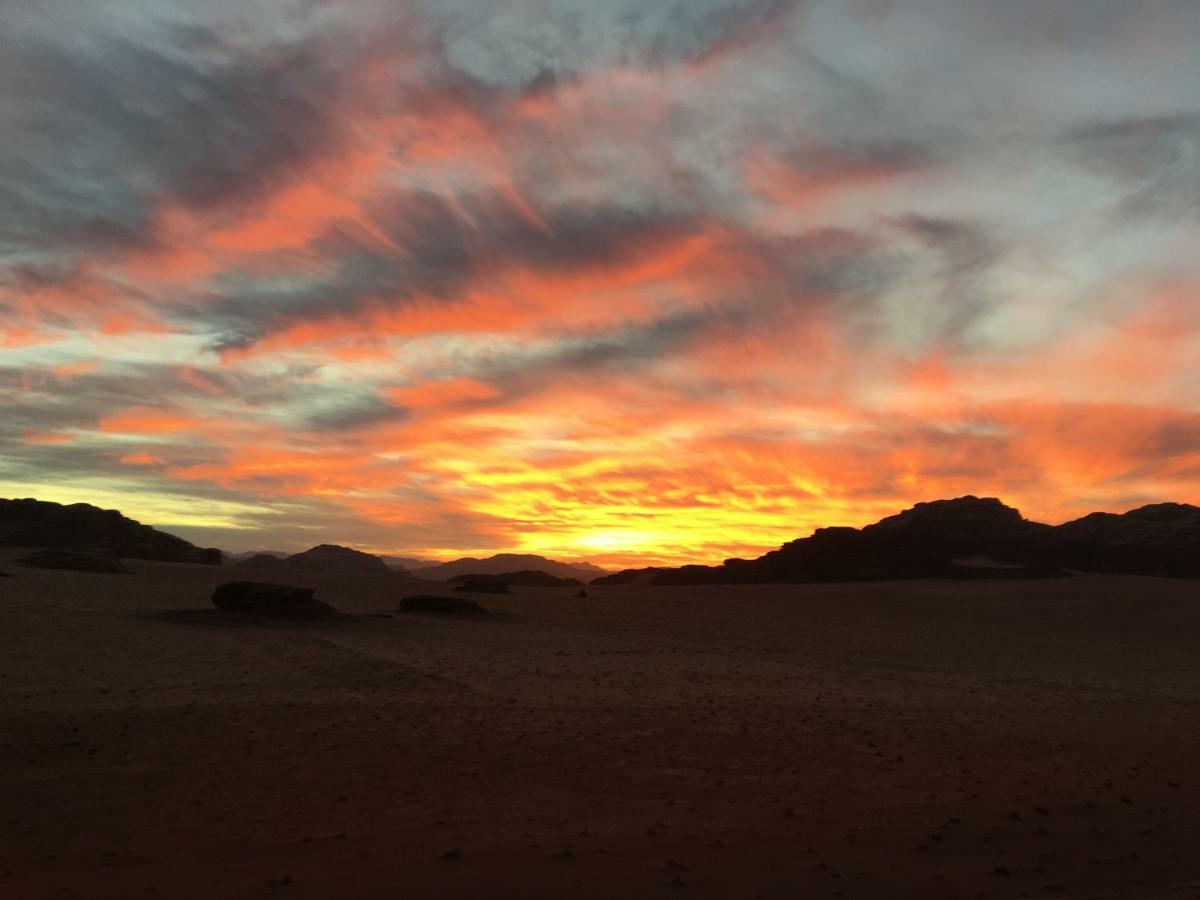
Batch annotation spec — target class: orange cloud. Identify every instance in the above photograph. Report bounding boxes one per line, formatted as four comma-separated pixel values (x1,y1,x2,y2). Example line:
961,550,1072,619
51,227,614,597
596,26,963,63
23,430,73,445
119,450,166,466
99,408,207,435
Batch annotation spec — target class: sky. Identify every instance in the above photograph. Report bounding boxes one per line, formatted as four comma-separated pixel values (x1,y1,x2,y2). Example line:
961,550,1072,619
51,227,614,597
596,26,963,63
2,0,1198,566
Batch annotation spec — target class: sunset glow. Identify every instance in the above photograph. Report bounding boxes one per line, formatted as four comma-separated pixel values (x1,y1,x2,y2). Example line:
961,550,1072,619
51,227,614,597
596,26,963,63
3,1,1198,566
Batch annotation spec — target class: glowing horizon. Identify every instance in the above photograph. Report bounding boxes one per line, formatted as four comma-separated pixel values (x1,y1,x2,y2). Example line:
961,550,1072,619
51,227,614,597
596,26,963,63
3,1,1198,569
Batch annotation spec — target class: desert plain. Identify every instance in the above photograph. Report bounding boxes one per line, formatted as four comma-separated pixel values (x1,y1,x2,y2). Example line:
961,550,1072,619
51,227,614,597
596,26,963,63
2,551,1198,899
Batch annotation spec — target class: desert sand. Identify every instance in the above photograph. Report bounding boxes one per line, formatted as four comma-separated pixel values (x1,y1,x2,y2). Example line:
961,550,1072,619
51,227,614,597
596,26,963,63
2,550,1198,899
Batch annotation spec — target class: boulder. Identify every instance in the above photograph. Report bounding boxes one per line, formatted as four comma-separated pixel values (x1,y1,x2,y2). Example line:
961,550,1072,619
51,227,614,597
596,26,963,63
399,595,489,615
210,581,336,618
17,549,130,573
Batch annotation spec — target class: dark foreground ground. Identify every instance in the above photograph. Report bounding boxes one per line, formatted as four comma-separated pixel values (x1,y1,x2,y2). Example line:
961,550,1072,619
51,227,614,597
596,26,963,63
2,550,1199,899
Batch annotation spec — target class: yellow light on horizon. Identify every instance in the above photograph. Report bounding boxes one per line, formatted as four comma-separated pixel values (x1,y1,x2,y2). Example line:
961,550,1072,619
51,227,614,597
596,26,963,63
576,528,665,553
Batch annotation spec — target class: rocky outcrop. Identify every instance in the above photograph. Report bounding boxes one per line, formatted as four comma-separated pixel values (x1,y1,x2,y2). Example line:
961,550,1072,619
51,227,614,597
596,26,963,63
17,549,131,573
1045,503,1200,578
399,595,489,615
602,497,1200,585
210,581,336,618
625,497,1048,586
0,498,220,564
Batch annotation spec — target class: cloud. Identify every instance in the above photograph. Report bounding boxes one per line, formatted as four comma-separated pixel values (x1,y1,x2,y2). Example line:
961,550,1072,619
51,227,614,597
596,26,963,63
0,9,349,260
425,0,804,90
2,0,1199,564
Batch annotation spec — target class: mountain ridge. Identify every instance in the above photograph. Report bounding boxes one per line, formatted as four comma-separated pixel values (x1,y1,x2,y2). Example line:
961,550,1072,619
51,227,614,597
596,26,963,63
594,496,1200,585
411,553,607,583
0,498,219,564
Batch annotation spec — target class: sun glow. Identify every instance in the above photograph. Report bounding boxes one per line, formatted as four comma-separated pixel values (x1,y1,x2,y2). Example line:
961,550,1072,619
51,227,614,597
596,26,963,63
576,529,665,554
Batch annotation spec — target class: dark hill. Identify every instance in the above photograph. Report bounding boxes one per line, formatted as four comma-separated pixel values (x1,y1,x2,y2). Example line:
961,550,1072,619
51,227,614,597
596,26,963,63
1046,503,1200,578
0,498,220,564
597,496,1200,586
413,554,605,583
275,544,395,576
623,497,1045,586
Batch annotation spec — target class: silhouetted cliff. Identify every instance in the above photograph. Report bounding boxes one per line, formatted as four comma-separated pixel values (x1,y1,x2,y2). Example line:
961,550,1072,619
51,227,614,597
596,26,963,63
0,498,220,564
594,497,1200,585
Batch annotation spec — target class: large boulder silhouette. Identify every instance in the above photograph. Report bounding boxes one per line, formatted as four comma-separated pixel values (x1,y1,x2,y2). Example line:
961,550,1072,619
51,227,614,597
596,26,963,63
17,549,131,574
211,582,336,618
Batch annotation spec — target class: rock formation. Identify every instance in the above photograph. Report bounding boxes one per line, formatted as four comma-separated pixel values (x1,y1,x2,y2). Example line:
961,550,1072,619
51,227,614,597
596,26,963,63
0,498,220,564
596,496,1200,585
236,544,395,576
1044,503,1200,578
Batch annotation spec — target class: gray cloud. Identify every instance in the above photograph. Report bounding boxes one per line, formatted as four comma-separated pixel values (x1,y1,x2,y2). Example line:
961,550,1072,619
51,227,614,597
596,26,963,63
0,4,351,267
198,191,707,349
425,0,803,91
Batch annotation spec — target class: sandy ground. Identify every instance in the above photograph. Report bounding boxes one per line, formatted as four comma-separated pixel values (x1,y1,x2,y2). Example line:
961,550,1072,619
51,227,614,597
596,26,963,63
2,550,1199,899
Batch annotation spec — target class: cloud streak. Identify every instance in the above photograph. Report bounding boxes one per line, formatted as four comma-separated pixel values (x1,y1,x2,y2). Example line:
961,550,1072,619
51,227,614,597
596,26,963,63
2,0,1198,564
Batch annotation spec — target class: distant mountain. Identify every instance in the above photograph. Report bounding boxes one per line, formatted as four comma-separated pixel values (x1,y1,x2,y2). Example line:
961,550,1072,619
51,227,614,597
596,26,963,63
0,498,220,565
412,553,606,583
226,550,290,563
233,553,287,570
285,544,394,575
234,543,395,576
595,496,1200,585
